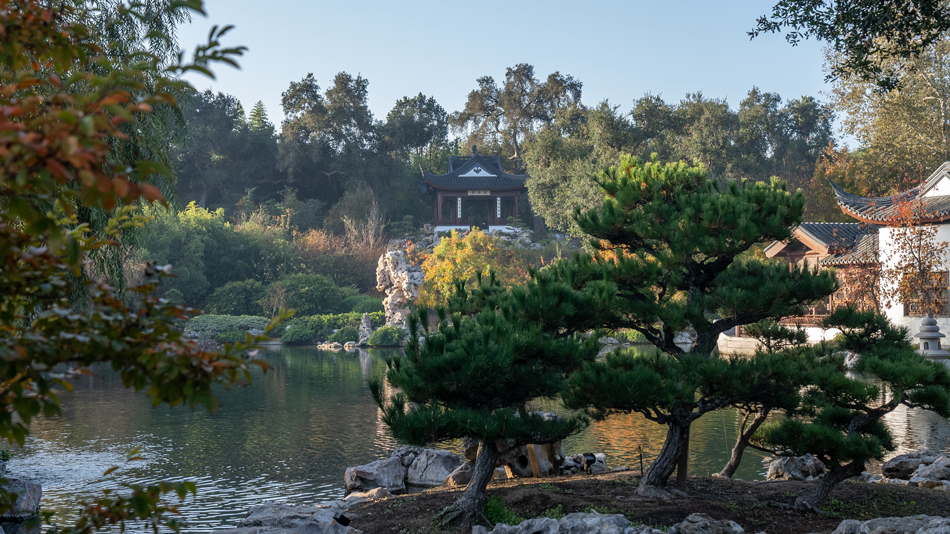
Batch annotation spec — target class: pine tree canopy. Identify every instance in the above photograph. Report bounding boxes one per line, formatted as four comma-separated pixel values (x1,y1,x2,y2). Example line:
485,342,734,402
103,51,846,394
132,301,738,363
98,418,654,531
371,271,603,446
568,155,837,356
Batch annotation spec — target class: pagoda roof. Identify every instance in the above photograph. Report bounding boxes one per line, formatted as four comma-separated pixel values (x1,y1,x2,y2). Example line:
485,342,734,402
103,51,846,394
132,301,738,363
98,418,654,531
831,162,950,224
421,148,529,192
765,222,879,266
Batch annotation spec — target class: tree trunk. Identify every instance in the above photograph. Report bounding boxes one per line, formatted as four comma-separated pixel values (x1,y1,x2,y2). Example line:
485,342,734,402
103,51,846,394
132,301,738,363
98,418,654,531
437,440,500,529
637,419,690,495
794,461,864,512
717,408,770,478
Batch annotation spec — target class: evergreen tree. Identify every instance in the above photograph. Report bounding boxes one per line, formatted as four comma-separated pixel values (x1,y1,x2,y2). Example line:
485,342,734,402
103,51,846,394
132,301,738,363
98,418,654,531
248,100,270,131
370,271,605,529
562,156,837,496
762,308,950,511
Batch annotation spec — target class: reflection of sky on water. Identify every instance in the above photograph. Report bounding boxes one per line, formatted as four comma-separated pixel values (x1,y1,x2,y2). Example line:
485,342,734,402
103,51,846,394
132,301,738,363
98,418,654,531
10,347,950,532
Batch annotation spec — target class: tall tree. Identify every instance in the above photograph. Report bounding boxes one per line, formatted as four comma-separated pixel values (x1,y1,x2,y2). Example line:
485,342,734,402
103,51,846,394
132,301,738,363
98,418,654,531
451,64,582,171
248,100,271,131
752,0,950,90
382,93,448,163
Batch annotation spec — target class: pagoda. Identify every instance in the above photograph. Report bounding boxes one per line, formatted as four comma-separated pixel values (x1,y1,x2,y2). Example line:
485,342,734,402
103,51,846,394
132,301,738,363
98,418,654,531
419,146,529,232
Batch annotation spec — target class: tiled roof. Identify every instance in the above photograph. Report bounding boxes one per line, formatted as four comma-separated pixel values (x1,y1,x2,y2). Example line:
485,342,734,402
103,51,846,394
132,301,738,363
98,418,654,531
422,152,529,192
797,222,870,253
831,162,950,223
819,232,879,266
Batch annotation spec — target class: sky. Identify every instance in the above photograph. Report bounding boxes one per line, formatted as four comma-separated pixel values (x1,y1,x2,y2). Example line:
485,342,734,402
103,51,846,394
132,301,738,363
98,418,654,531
177,0,836,137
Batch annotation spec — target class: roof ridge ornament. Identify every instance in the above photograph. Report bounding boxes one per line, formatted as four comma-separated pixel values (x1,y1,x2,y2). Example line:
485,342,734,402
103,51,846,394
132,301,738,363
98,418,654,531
472,145,477,156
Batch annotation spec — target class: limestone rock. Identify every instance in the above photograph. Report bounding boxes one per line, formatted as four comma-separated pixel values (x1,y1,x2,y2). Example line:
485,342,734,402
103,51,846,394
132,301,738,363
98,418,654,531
407,449,461,487
473,512,643,534
376,247,423,331
442,462,473,487
357,314,373,346
767,454,826,481
343,487,391,504
912,455,950,481
0,479,41,517
343,457,405,495
669,513,744,534
835,351,861,370
492,467,508,481
882,450,945,479
831,514,945,534
239,503,329,528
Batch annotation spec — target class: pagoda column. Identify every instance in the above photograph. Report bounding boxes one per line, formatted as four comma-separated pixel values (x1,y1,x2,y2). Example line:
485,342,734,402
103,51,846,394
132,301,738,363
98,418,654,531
457,197,462,223
436,193,443,225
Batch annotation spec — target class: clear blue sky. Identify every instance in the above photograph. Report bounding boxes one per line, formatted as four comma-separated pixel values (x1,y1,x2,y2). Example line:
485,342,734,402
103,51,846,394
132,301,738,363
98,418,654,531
178,0,834,134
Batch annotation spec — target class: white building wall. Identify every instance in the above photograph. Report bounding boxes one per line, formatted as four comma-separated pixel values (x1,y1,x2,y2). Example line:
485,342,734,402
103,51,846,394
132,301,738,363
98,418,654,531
878,223,950,334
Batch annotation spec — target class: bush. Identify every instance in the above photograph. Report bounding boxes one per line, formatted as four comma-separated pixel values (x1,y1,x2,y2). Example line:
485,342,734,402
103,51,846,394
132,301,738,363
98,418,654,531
329,325,359,344
185,315,269,337
281,324,317,345
340,294,384,314
272,273,359,316
215,330,246,343
291,312,386,333
206,280,266,316
367,326,404,346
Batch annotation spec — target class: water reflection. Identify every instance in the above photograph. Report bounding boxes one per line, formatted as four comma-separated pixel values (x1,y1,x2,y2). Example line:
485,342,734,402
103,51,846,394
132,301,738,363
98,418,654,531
9,347,950,533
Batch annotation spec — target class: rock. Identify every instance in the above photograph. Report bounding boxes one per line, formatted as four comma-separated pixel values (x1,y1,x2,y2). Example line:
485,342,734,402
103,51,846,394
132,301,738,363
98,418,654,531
835,351,861,369
327,342,343,350
343,341,357,349
634,484,675,499
0,479,42,520
186,330,200,339
442,462,473,487
343,457,406,495
407,449,462,487
492,467,508,481
882,450,945,479
669,513,744,534
357,313,373,346
473,512,637,534
831,515,945,534
343,487,391,504
909,477,944,489
461,436,479,462
376,247,424,331
912,455,950,480
767,454,826,481
599,337,620,345
391,445,421,468
248,328,265,336
239,503,330,528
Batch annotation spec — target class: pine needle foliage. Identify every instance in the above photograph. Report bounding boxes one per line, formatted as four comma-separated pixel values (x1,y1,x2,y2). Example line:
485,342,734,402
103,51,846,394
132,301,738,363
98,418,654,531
569,155,837,356
761,308,950,510
369,271,603,529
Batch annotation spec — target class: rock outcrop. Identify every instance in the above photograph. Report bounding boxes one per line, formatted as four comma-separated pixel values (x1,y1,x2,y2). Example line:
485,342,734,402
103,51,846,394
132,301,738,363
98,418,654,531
831,515,950,534
668,513,745,534
473,512,663,534
0,478,42,534
357,314,373,346
767,454,826,481
343,457,405,495
406,448,461,487
212,499,369,534
343,447,463,495
860,450,950,489
375,247,423,331
883,450,946,479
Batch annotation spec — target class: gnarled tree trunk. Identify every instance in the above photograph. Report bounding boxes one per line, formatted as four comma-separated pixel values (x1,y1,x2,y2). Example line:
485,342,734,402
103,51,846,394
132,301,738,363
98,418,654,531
636,418,690,496
717,408,770,478
794,461,864,512
437,439,500,529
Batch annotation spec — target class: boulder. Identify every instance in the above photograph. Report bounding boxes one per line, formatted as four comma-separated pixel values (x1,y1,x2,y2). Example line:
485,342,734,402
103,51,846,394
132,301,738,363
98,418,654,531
442,462,473,487
669,513,744,534
357,314,373,346
566,453,607,475
343,487,391,504
239,503,331,528
472,512,644,534
831,515,946,534
406,449,462,487
912,455,950,481
767,454,826,481
343,457,405,495
836,351,861,370
882,450,945,479
492,467,508,481
376,248,424,330
0,479,42,524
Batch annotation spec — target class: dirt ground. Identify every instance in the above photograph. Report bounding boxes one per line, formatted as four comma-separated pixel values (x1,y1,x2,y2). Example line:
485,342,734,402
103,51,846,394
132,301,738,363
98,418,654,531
347,470,950,534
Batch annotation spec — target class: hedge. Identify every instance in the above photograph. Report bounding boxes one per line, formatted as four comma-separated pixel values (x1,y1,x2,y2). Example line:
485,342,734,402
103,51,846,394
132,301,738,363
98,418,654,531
185,314,270,337
280,312,386,345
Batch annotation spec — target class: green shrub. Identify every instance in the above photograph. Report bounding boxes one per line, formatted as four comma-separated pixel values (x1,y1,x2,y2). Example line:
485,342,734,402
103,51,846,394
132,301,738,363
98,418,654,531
207,280,266,316
163,288,185,305
215,330,246,343
340,294,384,314
484,495,524,526
185,314,269,337
272,273,359,316
329,325,359,344
291,312,385,333
367,326,404,346
281,324,317,345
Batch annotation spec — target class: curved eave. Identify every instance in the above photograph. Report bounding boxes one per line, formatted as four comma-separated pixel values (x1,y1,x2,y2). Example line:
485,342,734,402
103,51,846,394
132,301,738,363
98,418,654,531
828,179,950,225
421,171,529,192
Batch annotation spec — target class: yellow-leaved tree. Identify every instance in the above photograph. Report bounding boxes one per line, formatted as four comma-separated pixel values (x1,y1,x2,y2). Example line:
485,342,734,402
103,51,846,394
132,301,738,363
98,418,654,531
418,230,529,307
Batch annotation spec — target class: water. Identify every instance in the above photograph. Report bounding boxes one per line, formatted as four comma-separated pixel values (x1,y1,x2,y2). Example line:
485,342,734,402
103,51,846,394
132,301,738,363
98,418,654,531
9,347,950,532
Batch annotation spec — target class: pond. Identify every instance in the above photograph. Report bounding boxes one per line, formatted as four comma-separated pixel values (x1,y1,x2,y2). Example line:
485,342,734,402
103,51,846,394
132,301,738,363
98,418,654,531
9,347,950,532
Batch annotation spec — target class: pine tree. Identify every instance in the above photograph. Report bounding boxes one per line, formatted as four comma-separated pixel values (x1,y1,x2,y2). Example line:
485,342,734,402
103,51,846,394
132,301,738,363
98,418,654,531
761,308,950,511
370,271,604,529
248,100,270,131
561,155,837,497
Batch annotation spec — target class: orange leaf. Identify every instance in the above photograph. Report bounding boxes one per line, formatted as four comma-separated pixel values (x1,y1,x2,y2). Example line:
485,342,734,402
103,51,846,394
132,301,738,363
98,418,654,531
113,178,129,197
140,183,163,201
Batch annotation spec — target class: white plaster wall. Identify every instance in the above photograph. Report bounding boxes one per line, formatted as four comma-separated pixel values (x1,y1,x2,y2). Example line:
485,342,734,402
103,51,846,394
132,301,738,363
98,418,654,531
924,178,950,197
878,223,950,335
